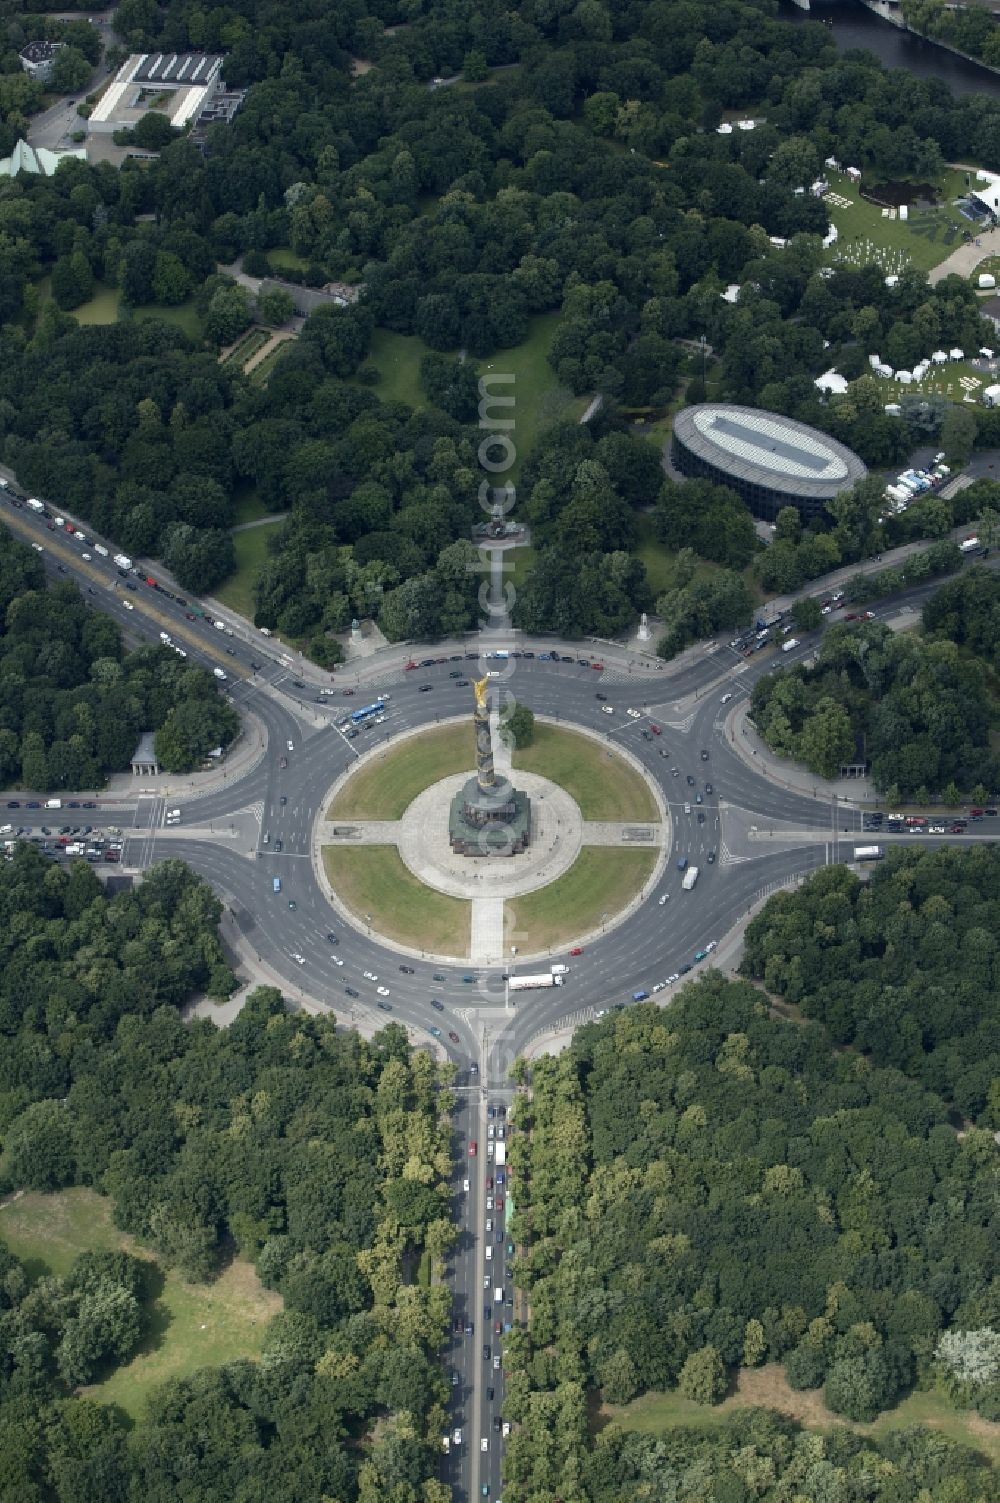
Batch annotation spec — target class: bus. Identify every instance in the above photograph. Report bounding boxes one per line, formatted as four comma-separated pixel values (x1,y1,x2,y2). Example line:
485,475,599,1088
351,700,386,725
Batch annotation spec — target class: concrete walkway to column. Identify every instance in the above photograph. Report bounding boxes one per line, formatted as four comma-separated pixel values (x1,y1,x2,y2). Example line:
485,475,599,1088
471,898,506,965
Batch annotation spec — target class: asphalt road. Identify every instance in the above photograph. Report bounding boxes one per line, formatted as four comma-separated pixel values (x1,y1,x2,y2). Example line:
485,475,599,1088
3,489,999,1502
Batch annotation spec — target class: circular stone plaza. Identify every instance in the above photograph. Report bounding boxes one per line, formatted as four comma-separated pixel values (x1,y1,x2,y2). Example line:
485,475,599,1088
314,690,669,965
671,403,868,523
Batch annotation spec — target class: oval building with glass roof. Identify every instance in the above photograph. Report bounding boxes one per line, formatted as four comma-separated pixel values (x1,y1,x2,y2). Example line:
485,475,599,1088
671,404,867,523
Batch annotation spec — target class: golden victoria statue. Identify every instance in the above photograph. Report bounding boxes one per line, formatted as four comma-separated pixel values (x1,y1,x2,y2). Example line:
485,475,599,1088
473,676,489,712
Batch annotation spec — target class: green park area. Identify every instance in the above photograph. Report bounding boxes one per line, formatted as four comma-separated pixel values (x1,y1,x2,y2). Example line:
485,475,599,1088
266,246,310,272
213,519,284,618
327,723,476,820
358,312,587,480
823,167,972,276
602,1362,1000,1466
0,1188,279,1423
321,844,471,955
506,847,657,953
64,281,203,340
512,723,658,821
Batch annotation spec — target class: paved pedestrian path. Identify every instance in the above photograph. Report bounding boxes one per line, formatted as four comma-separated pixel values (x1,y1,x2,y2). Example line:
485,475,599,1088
471,897,505,965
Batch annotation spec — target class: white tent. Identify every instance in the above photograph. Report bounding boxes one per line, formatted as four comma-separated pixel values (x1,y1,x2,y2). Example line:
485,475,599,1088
823,224,838,248
869,353,881,369
716,122,733,135
932,351,948,364
877,364,894,378
846,166,862,181
825,156,840,170
815,370,849,395
899,205,908,221
884,403,902,415
737,119,755,131
984,384,1000,406
897,370,913,384
980,347,995,359
721,284,740,303
950,347,965,361
884,275,900,288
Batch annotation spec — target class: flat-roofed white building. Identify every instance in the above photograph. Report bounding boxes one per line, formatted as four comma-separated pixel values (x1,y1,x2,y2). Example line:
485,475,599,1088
88,51,224,135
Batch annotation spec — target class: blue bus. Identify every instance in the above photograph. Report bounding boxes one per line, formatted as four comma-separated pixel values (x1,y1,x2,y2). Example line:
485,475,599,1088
351,700,386,725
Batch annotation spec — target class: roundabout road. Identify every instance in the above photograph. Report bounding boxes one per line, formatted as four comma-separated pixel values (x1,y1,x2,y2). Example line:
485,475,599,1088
5,487,1000,1503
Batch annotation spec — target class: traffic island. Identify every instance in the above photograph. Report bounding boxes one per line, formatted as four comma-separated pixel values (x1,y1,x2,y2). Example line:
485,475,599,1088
316,717,669,965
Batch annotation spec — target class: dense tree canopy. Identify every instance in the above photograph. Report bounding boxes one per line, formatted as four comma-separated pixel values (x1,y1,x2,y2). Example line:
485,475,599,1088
503,849,1000,1497
0,845,455,1500
0,530,237,786
749,607,1000,794
1,0,1000,651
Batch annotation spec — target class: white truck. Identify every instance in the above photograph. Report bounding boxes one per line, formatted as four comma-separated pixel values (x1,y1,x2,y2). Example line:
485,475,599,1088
782,637,799,653
507,972,563,991
113,553,133,571
494,1287,504,1303
853,846,883,861
960,536,980,554
26,498,44,513
94,544,109,558
550,963,569,975
681,866,699,890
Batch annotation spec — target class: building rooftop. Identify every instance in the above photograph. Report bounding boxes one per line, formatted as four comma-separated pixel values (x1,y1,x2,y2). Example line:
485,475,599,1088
0,139,86,178
20,40,63,63
673,404,867,500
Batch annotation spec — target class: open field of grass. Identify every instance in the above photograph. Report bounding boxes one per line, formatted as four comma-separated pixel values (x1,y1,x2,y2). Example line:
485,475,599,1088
0,1188,279,1423
364,328,427,411
133,298,202,341
824,168,971,276
327,724,476,819
213,520,284,618
266,246,310,272
513,724,658,820
507,848,656,953
477,311,589,483
357,313,584,474
877,358,989,403
231,484,270,526
603,1363,1000,1465
322,845,470,956
71,283,121,325
635,513,675,597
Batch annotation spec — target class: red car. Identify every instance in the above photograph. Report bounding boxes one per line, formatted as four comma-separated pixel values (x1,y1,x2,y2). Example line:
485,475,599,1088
495,1193,504,1210
591,661,604,671
486,1175,493,1190
448,1030,460,1044
469,1141,477,1157
65,523,75,534
405,661,418,671
650,724,661,736
342,688,355,696
949,823,966,833
569,946,584,956
844,613,859,622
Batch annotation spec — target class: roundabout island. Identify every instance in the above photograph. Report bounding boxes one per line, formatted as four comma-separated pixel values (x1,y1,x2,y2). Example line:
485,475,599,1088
317,683,667,963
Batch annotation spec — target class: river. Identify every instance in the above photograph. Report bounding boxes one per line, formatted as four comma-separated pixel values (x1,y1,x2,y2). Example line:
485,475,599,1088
780,0,1000,98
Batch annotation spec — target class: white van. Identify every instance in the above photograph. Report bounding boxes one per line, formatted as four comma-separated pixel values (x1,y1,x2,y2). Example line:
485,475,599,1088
45,798,62,809
213,667,227,680
166,809,180,822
